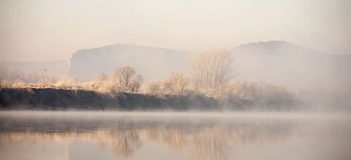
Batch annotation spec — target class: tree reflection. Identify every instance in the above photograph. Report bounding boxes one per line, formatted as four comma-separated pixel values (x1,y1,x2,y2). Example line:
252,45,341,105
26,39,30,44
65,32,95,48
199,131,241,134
190,127,229,160
0,118,293,160
111,130,141,157
162,129,187,152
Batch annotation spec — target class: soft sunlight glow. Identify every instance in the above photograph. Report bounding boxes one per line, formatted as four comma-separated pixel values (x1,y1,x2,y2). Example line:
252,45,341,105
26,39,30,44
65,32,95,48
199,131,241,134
0,0,350,61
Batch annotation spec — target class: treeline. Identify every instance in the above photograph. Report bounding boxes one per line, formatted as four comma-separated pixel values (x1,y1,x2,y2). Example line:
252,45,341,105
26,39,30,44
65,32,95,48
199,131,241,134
0,51,299,110
0,88,217,110
0,87,296,110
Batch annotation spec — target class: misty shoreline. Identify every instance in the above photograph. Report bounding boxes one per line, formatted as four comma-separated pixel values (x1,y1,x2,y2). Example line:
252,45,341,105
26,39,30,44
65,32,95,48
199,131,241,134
1,110,348,119
0,87,299,111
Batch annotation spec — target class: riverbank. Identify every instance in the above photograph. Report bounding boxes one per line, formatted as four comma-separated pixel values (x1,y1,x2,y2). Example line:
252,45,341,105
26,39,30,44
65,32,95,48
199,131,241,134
0,87,298,111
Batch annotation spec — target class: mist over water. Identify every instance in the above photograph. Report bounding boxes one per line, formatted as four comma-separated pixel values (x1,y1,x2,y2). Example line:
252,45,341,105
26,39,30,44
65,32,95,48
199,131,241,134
1,0,351,159
0,111,350,160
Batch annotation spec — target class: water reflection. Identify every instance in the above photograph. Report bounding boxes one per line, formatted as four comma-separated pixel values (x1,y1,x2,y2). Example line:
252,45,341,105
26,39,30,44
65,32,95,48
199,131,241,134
0,112,350,160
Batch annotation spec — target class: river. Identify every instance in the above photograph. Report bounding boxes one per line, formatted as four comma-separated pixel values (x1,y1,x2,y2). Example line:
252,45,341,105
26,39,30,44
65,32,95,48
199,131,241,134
0,111,350,160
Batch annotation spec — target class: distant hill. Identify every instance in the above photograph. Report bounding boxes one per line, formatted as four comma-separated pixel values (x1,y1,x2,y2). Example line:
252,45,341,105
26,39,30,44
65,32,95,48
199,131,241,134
68,41,351,90
230,41,351,90
68,44,188,81
3,41,349,91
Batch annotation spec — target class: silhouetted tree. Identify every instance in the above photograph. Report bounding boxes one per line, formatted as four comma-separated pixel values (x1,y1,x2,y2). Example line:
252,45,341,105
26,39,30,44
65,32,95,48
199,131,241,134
163,73,188,95
146,80,162,95
112,66,143,92
189,50,234,98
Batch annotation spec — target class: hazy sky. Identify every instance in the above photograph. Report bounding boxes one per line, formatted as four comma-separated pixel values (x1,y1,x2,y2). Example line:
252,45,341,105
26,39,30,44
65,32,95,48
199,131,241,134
0,0,350,61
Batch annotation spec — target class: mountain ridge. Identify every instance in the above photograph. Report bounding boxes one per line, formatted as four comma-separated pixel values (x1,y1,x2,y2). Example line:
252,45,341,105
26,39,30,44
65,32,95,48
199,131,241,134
2,41,350,90
69,43,188,81
230,41,351,89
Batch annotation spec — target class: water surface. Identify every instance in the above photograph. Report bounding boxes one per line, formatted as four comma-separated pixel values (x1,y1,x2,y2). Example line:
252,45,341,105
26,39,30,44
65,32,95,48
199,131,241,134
0,111,350,160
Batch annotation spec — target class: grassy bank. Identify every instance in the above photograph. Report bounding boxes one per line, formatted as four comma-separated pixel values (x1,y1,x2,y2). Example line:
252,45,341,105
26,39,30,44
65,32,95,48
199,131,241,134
0,87,299,111
0,88,220,110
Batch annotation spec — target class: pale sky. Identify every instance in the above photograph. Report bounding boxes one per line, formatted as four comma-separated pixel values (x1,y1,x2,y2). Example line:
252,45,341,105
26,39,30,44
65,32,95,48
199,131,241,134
0,0,350,61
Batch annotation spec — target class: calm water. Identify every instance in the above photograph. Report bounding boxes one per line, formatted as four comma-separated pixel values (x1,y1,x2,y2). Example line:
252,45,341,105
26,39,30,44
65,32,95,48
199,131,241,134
0,111,350,160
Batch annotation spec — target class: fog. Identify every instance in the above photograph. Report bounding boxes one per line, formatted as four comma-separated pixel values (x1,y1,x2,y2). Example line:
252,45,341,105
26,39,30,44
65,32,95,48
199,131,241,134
1,111,349,120
1,1,351,159
1,0,351,62
1,41,350,111
1,0,350,112
1,111,351,160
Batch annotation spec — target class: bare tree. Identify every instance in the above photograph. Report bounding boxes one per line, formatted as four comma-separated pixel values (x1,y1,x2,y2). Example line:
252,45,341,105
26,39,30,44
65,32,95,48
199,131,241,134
113,66,135,89
189,50,234,98
145,80,161,95
130,74,143,93
112,66,143,93
163,73,188,95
